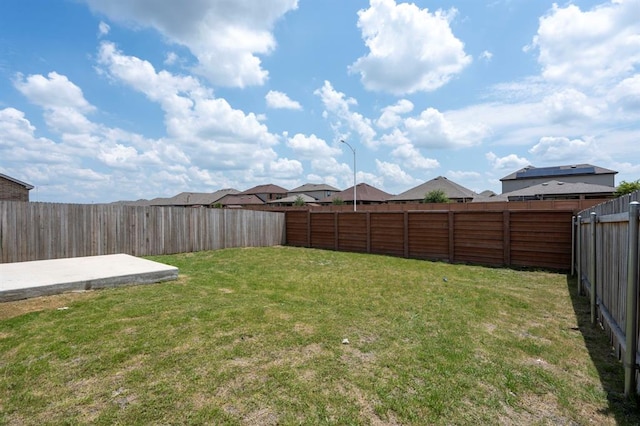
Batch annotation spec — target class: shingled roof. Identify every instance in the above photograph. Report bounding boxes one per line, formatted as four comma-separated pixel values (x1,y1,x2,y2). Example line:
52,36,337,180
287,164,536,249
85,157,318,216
500,164,617,181
502,180,615,200
388,176,477,202
320,183,392,203
288,183,341,193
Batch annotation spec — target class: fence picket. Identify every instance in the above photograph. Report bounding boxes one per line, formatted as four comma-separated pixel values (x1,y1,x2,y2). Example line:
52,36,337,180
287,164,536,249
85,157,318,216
0,202,285,263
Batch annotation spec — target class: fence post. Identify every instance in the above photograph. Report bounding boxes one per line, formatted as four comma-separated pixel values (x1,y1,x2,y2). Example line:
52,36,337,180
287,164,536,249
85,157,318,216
625,201,639,397
590,212,597,326
571,215,576,277
577,215,582,295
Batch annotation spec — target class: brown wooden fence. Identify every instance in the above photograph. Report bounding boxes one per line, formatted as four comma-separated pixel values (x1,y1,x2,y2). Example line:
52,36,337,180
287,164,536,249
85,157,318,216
0,201,285,263
574,191,640,395
286,208,574,270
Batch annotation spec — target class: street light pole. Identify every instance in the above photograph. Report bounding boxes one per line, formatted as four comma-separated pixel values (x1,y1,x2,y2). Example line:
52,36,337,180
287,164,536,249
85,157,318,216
340,139,356,211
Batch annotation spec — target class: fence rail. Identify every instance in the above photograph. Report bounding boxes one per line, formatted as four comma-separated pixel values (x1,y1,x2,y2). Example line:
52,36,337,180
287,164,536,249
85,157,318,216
574,190,640,396
0,202,285,263
286,208,574,270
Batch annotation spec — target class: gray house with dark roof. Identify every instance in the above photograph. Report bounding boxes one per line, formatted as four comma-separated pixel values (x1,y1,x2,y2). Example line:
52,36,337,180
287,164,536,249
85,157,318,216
500,164,617,193
288,183,340,201
502,180,616,201
388,176,477,203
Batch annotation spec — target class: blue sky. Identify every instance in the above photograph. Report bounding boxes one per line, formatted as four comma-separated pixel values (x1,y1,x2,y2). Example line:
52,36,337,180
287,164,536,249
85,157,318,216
1,0,639,203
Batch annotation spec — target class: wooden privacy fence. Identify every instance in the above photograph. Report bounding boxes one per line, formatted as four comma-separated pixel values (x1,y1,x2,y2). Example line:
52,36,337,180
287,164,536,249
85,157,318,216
286,209,574,270
574,191,640,396
0,201,285,263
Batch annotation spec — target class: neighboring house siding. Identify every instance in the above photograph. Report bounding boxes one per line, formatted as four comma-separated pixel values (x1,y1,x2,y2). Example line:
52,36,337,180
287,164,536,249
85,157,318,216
289,190,334,200
0,177,30,201
502,174,615,193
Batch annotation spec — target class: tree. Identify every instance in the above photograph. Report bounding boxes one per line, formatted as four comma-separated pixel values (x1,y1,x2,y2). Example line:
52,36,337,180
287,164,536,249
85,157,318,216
423,189,450,203
332,197,345,205
293,195,305,206
615,180,640,197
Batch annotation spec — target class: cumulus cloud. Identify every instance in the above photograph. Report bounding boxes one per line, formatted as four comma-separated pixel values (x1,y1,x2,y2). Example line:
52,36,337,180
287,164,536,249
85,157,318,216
542,88,599,123
14,72,96,135
265,90,302,110
380,130,439,171
14,72,95,113
314,80,377,148
350,0,471,94
84,0,299,87
404,107,489,148
376,99,413,129
375,159,420,186
528,136,596,162
286,133,341,160
98,21,110,37
527,1,640,87
97,41,279,170
608,74,640,110
479,50,493,62
486,151,530,171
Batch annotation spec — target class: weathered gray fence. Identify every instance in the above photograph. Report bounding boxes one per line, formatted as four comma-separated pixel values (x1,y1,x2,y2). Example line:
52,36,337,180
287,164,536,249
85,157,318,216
0,202,285,263
574,190,640,396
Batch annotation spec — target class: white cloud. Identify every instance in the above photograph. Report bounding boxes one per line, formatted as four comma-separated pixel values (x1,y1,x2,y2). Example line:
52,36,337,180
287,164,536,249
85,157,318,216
310,157,352,187
84,0,299,87
97,41,279,165
375,159,420,186
350,0,471,94
608,74,640,110
528,1,640,87
268,158,303,178
265,90,302,110
447,170,482,181
376,99,413,129
286,133,341,159
404,107,489,148
479,50,493,62
314,80,377,148
14,72,97,135
14,72,95,113
98,21,110,37
542,88,599,123
164,52,179,66
381,130,439,171
528,136,597,162
486,151,530,171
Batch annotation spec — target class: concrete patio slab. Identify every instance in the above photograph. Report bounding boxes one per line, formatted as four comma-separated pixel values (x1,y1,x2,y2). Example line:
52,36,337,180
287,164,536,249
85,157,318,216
0,254,179,302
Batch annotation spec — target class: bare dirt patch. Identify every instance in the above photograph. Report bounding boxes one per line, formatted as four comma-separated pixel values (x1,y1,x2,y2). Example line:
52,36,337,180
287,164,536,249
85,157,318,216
0,291,99,320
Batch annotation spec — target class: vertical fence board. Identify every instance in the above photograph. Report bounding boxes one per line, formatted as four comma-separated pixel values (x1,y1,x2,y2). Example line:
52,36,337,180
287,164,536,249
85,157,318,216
0,202,285,263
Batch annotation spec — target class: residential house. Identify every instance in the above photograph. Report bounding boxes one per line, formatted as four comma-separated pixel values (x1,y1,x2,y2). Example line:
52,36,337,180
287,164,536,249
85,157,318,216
215,193,265,208
0,173,34,202
287,183,341,201
241,184,288,202
319,182,392,205
500,164,617,193
388,176,477,203
156,188,239,207
267,193,318,206
501,180,616,201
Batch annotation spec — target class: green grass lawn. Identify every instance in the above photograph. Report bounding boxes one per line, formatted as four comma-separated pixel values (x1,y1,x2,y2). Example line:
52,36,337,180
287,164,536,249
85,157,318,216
1,246,638,425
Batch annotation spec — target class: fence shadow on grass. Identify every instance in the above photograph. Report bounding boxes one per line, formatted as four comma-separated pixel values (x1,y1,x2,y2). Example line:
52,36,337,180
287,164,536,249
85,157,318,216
565,275,640,424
